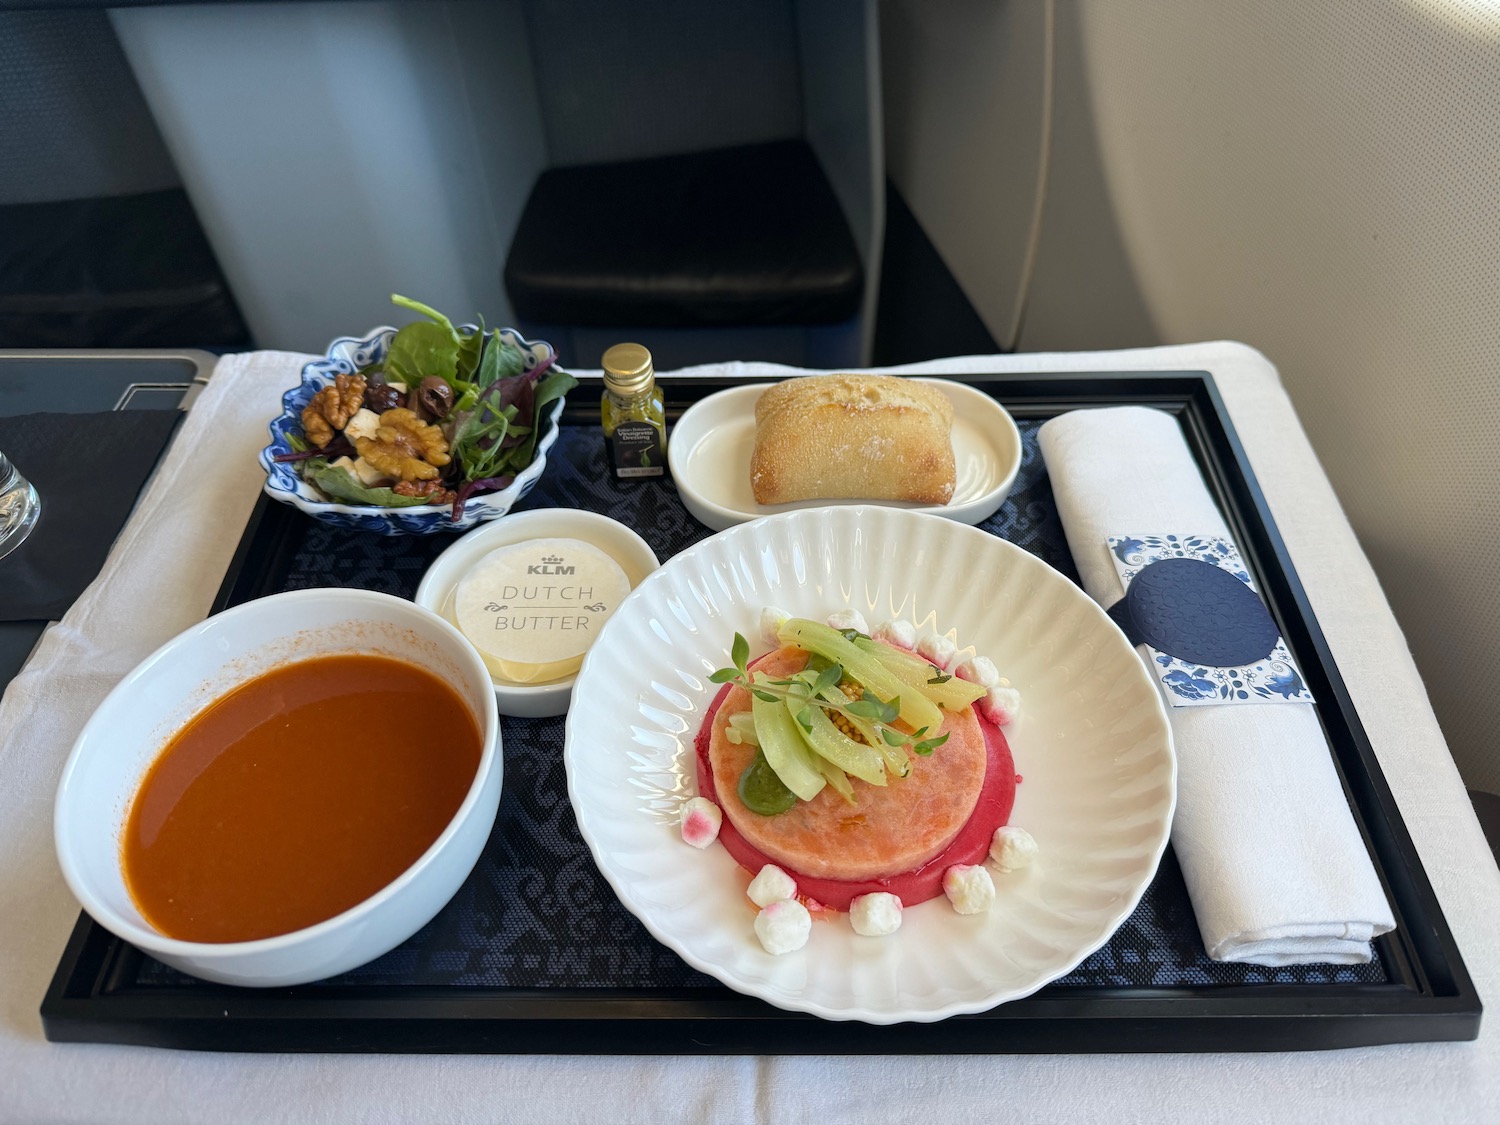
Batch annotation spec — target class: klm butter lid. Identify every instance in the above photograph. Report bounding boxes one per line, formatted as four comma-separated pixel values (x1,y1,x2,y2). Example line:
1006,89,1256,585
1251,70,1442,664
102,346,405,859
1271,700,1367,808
454,537,631,684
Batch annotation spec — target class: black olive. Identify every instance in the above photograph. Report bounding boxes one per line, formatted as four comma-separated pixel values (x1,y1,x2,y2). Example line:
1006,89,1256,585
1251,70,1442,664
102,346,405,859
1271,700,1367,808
416,376,455,422
365,383,404,414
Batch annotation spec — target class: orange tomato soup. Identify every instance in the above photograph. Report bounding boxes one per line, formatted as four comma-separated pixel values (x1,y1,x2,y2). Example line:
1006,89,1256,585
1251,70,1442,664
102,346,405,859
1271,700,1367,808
123,654,482,943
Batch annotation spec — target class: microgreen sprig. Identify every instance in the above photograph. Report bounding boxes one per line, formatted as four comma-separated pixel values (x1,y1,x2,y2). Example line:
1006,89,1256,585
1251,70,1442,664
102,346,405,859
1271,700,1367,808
709,633,950,757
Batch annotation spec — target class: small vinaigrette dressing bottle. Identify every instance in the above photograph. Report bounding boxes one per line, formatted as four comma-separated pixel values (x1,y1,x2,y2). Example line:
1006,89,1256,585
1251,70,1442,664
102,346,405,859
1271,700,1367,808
600,343,666,479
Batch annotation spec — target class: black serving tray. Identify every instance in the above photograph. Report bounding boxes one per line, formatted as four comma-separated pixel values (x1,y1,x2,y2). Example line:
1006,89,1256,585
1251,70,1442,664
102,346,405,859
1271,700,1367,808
41,370,1480,1053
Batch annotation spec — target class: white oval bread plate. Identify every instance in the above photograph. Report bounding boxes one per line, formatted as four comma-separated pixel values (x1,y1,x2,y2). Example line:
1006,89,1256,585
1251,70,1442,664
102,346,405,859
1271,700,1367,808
667,379,1022,532
563,506,1175,1024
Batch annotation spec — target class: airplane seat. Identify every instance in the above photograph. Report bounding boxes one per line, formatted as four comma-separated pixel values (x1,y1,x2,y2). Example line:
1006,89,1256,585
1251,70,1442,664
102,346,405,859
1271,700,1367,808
504,139,864,373
501,0,881,372
0,9,247,349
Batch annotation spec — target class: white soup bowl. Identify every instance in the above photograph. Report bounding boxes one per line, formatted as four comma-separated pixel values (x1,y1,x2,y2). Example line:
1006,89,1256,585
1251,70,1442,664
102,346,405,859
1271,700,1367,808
54,588,501,988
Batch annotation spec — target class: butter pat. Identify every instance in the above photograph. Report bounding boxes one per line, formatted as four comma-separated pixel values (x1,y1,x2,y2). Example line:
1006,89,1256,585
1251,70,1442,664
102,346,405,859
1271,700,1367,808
454,537,630,684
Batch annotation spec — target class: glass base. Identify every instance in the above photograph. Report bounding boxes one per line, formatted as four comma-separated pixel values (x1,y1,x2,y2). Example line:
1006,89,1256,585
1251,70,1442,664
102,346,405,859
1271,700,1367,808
0,472,40,562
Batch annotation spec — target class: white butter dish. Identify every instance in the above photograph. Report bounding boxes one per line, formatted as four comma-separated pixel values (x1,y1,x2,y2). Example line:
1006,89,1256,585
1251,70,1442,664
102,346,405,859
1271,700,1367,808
415,509,659,717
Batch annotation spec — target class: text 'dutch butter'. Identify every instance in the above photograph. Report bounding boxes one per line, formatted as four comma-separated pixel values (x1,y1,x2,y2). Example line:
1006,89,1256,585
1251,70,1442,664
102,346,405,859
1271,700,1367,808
455,537,630,683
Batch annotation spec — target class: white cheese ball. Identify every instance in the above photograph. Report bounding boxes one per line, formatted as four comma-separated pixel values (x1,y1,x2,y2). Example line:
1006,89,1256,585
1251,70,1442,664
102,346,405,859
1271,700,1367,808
747,864,797,907
871,619,917,650
760,605,791,647
754,899,812,955
849,892,903,936
989,826,1038,873
679,797,722,849
955,655,1001,689
916,633,959,671
942,864,996,915
826,608,869,635
979,685,1022,726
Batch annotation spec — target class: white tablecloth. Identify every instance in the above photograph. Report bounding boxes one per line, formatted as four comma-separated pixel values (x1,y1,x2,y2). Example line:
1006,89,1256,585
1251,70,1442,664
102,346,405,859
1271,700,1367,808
1,342,1495,1124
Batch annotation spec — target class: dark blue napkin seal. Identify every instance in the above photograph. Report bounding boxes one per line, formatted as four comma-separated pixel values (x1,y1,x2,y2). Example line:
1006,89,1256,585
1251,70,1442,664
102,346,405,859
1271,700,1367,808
1106,556,1280,667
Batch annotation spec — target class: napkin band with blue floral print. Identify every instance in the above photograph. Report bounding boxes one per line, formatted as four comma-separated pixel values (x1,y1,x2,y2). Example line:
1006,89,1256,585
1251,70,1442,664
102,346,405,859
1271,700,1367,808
1107,533,1315,708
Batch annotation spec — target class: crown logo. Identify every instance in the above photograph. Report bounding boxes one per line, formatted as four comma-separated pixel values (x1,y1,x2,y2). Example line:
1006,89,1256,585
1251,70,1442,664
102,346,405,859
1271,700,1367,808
541,554,564,565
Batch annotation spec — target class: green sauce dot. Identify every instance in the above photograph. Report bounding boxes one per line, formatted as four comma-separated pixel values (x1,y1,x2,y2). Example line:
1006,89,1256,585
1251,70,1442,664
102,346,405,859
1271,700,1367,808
738,748,797,816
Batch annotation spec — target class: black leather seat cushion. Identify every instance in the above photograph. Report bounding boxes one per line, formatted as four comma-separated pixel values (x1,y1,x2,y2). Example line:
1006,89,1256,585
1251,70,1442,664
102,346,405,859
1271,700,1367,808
504,140,864,328
0,189,249,348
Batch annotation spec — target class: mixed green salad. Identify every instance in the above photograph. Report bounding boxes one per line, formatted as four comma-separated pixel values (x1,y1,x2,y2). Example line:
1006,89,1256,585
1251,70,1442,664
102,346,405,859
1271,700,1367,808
275,294,577,521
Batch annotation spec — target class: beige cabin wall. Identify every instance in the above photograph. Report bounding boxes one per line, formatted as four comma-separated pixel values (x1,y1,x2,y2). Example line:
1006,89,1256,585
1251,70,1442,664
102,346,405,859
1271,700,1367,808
882,0,1500,793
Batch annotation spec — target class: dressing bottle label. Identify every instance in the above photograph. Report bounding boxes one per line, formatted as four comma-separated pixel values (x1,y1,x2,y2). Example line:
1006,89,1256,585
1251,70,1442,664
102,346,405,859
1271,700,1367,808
608,421,665,478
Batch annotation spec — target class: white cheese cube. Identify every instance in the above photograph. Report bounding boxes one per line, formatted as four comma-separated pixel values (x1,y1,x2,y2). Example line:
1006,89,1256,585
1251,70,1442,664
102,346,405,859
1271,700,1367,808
328,455,390,489
343,407,381,441
680,797,722,849
942,864,995,915
955,656,1001,689
351,457,392,488
979,685,1022,726
916,633,958,671
826,608,869,635
754,899,812,955
989,826,1038,873
849,892,903,936
747,864,797,907
760,606,791,647
871,619,917,650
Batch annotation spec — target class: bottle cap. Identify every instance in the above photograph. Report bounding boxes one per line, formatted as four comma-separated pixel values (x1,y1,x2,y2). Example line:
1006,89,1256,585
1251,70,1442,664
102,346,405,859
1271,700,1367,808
602,343,654,396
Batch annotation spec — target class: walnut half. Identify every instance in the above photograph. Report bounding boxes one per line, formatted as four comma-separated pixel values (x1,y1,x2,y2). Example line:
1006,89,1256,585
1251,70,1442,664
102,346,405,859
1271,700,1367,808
393,479,458,506
355,407,451,482
301,373,367,447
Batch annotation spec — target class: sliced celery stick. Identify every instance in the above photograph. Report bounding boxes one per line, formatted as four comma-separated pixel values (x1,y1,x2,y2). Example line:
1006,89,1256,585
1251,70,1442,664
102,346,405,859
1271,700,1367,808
785,694,888,786
821,682,910,778
750,676,826,801
853,637,987,710
814,754,856,804
725,710,760,746
776,619,943,733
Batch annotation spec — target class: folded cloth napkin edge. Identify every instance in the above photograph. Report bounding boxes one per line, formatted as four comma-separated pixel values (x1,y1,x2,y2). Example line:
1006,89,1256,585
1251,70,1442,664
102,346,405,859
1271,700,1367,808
1038,405,1396,967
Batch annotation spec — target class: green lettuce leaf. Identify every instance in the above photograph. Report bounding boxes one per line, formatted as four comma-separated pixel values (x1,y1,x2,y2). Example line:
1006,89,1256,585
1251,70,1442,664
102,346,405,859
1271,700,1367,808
384,293,462,387
389,293,457,335
456,317,486,382
517,369,578,467
450,400,519,482
485,332,527,385
468,330,527,391
384,320,459,388
305,459,430,508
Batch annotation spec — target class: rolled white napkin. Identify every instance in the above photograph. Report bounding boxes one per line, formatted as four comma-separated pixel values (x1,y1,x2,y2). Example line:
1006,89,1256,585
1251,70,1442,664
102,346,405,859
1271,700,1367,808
1038,406,1394,965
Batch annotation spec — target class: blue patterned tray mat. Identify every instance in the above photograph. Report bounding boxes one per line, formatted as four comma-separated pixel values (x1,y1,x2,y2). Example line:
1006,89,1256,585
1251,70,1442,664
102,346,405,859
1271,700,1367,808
133,419,1388,992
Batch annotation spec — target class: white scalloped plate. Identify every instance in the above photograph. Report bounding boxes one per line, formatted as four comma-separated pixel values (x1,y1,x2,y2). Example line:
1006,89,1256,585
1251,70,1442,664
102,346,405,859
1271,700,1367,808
564,507,1175,1024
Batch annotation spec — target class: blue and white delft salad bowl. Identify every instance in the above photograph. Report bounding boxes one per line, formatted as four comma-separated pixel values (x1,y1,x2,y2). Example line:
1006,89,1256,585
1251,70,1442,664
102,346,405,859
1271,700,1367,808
259,326,565,535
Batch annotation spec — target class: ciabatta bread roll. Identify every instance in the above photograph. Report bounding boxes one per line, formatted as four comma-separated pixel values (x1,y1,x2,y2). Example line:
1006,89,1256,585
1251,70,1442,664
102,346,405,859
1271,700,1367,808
750,374,956,505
